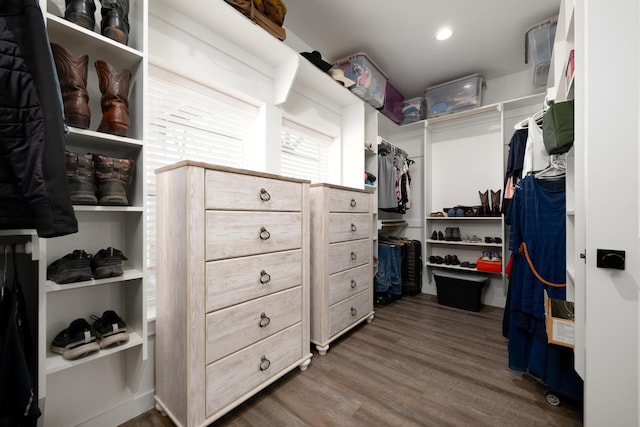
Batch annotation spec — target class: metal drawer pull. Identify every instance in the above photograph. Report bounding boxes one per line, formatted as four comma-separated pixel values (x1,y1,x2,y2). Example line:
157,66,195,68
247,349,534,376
259,227,271,240
259,188,271,201
350,198,357,207
259,270,271,284
351,223,357,232
259,313,271,328
350,280,357,289
259,356,271,371
350,307,357,317
350,252,357,260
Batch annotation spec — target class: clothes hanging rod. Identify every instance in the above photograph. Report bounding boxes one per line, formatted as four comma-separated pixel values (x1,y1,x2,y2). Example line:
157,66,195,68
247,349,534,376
378,138,409,158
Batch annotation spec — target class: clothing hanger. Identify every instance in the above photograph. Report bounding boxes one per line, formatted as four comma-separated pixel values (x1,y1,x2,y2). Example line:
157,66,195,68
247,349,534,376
534,154,567,179
514,108,546,130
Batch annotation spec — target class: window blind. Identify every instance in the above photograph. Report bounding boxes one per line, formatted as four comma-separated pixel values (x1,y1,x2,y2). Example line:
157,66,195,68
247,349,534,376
146,70,258,299
280,118,333,183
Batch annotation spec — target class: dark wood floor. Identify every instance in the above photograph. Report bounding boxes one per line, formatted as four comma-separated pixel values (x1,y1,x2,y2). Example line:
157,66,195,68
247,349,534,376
120,294,583,427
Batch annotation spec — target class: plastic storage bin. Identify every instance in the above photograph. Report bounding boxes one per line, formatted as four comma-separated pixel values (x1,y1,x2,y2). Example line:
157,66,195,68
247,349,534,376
526,16,558,88
424,73,484,118
332,52,387,108
433,270,489,312
379,81,404,124
401,97,426,124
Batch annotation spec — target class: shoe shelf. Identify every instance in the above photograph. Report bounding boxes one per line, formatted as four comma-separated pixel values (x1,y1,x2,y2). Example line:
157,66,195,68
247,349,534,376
426,239,503,247
46,14,144,65
425,262,502,275
40,0,148,419
45,268,144,293
45,331,143,376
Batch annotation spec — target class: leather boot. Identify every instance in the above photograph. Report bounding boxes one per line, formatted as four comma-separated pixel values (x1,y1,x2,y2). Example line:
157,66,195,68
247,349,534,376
491,189,502,217
100,0,129,45
64,0,96,31
95,60,131,137
66,151,97,205
94,154,135,205
479,190,490,217
51,43,91,129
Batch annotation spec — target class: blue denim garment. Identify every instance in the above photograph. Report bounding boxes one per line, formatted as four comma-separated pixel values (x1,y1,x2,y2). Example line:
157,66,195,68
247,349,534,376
376,242,402,294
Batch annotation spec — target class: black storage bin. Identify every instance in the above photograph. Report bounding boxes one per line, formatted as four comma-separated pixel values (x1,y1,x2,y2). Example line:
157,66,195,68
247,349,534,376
433,270,489,312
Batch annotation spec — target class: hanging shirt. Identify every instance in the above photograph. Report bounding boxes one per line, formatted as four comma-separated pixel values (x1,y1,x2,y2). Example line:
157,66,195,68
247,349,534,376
378,154,399,209
521,116,548,178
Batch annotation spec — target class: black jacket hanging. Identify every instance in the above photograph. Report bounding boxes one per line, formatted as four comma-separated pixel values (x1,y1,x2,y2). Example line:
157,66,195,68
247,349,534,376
0,244,41,426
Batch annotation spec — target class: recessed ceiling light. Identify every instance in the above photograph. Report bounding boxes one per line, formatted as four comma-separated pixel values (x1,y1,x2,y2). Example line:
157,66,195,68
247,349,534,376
436,27,453,41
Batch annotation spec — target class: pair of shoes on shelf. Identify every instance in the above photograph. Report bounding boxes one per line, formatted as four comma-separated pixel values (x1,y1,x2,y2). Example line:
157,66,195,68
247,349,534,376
447,208,464,217
481,251,502,262
444,255,460,265
431,230,446,241
50,310,129,360
444,227,461,241
485,236,503,244
429,255,444,265
429,212,445,217
47,247,128,284
460,261,477,268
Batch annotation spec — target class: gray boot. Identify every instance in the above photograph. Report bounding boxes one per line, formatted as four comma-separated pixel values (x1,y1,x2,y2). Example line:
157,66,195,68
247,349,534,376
66,151,97,205
94,154,135,205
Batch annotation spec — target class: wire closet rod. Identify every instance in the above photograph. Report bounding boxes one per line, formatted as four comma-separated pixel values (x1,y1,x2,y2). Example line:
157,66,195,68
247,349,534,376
378,138,409,158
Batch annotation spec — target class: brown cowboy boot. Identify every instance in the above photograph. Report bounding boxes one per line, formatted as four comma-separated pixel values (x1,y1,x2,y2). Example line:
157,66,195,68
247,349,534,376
93,154,135,205
64,0,96,31
491,189,502,217
66,151,98,205
479,190,490,217
100,0,130,45
51,43,91,129
95,60,131,137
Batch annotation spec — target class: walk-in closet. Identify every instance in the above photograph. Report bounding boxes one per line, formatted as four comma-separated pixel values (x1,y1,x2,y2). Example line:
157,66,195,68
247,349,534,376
1,0,639,425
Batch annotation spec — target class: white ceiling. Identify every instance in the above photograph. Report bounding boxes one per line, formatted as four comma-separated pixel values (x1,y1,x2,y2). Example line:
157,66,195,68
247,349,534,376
283,0,561,99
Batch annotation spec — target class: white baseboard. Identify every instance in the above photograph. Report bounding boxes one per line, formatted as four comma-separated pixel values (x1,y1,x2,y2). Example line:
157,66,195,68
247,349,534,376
76,389,156,427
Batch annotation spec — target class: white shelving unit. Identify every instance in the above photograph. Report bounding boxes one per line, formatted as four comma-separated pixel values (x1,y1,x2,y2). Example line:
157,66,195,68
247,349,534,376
425,216,505,277
37,1,148,424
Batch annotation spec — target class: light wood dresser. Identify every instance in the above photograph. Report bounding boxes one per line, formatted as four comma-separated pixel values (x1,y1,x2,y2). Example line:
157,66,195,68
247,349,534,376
310,183,375,355
154,161,312,427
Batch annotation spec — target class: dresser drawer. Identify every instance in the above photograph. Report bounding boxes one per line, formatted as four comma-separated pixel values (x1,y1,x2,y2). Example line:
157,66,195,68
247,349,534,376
328,290,370,337
206,250,301,312
328,188,370,213
206,287,301,363
328,239,370,274
206,211,301,260
206,324,302,417
206,169,302,211
328,213,370,243
328,264,370,306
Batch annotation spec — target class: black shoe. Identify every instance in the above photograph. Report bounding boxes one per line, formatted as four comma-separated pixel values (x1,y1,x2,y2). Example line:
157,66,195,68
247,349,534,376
100,0,130,45
50,318,100,360
47,250,93,284
64,0,96,31
431,230,438,240
91,247,127,279
91,310,129,348
437,231,445,241
429,256,436,264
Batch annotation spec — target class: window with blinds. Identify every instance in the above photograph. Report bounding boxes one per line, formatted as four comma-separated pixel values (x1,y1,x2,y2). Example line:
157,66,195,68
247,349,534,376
280,118,333,183
146,69,258,300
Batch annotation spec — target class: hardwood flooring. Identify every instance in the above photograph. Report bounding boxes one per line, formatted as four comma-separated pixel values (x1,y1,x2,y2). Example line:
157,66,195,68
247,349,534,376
120,294,583,427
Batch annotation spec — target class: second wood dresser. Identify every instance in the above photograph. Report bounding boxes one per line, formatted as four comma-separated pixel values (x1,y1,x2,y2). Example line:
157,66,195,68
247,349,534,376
154,161,312,427
310,183,375,355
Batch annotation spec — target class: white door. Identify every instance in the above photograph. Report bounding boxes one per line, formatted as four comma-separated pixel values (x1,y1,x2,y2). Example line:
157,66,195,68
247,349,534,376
582,0,640,424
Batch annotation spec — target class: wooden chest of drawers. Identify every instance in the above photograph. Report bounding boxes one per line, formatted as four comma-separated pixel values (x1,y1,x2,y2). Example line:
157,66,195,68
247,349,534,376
309,183,375,355
154,161,312,427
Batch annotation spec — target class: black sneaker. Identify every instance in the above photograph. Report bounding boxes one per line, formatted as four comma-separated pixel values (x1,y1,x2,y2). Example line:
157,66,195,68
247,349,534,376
91,247,127,279
91,310,129,348
50,318,100,360
47,250,93,284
